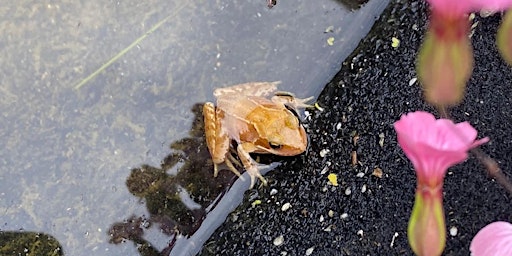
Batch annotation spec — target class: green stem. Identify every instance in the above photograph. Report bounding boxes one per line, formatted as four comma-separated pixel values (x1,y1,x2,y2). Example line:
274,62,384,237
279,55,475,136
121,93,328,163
74,2,189,90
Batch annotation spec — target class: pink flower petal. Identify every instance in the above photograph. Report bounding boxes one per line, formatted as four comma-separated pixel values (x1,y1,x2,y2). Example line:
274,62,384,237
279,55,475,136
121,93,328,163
471,221,512,256
394,111,488,182
426,0,512,15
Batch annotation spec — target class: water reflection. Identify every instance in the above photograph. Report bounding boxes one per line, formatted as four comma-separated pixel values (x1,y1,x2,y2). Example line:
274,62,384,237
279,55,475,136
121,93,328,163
334,0,370,10
0,231,63,255
108,104,236,255
108,102,287,255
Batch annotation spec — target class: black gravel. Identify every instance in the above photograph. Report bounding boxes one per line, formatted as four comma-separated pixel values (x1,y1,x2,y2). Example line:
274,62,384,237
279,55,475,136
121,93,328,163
201,0,512,255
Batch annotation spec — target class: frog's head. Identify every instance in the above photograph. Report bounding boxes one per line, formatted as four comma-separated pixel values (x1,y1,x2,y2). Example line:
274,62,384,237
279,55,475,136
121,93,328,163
258,111,308,156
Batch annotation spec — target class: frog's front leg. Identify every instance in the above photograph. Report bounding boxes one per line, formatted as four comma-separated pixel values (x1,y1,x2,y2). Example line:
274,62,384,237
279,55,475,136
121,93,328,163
271,93,314,111
237,143,268,188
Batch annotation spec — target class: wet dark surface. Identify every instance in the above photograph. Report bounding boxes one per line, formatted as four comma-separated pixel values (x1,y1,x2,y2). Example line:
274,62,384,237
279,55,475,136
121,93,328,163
200,1,512,255
0,1,388,255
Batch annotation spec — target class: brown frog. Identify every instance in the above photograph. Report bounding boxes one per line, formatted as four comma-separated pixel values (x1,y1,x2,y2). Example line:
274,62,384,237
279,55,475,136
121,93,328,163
203,81,312,188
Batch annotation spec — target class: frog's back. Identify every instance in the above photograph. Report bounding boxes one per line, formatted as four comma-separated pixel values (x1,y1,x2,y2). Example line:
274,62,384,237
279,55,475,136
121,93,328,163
213,81,280,98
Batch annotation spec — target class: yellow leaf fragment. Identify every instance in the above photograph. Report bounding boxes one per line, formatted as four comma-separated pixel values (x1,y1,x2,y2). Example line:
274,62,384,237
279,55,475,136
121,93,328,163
391,37,400,48
314,102,324,111
251,199,262,207
327,37,335,46
327,173,338,186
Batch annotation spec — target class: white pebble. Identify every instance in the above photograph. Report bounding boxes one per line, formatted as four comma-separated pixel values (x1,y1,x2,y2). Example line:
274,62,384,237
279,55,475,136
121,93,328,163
281,202,291,212
361,184,367,193
450,226,458,236
319,149,330,157
357,230,364,237
319,215,324,222
409,77,417,86
390,232,399,247
273,235,284,246
320,166,329,175
305,247,315,255
340,213,348,219
270,188,278,196
345,187,352,195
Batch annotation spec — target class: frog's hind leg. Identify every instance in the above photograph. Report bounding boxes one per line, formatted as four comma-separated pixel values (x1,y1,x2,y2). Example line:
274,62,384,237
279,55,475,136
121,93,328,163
228,148,242,167
224,158,242,178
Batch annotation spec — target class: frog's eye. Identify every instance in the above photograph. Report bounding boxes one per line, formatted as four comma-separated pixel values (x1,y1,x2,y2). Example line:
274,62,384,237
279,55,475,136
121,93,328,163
275,91,296,98
269,142,282,149
284,105,300,122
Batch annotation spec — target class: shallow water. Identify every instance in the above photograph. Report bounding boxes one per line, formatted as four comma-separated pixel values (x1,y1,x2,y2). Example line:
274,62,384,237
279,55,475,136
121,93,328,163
0,0,388,255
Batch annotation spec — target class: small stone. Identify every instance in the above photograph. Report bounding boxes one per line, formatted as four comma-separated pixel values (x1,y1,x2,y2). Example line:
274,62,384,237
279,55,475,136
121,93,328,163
281,202,291,212
361,184,367,193
270,188,278,196
340,213,348,219
273,235,284,246
305,247,315,255
409,77,417,86
328,210,334,218
345,187,351,196
390,232,399,247
319,149,330,157
319,215,324,222
320,166,329,175
449,226,458,236
378,133,385,147
356,172,365,178
357,230,364,237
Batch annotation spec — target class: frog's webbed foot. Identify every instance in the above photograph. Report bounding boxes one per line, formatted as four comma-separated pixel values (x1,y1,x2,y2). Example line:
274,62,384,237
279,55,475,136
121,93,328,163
237,144,268,188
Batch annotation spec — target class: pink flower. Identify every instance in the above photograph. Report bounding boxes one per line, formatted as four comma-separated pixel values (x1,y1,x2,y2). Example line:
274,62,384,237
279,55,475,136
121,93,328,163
394,111,488,255
418,0,512,106
471,221,512,256
394,111,488,186
426,0,512,16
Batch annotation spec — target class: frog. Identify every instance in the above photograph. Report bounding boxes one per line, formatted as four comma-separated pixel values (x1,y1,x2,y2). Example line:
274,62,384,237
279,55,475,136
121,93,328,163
203,81,312,188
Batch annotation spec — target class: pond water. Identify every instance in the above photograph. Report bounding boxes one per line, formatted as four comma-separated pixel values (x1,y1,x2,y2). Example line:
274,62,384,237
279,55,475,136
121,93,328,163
0,0,388,255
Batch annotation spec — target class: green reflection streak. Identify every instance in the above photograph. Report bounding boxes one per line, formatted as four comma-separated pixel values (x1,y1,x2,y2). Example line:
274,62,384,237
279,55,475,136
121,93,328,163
74,2,190,90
